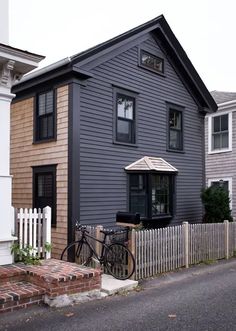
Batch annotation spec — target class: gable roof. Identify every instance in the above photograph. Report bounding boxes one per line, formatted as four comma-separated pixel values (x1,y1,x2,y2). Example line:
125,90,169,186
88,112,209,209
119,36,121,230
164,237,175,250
125,156,178,173
211,90,236,105
12,15,217,112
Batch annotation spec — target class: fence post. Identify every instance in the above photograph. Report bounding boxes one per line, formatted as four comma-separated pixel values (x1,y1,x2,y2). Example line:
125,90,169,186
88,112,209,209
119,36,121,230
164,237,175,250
183,222,189,268
129,229,136,280
224,220,229,260
95,225,103,268
43,206,51,259
14,208,18,239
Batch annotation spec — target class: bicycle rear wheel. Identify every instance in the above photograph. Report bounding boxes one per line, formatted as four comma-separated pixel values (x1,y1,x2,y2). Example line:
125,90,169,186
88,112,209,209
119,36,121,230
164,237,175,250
61,241,93,266
105,243,135,280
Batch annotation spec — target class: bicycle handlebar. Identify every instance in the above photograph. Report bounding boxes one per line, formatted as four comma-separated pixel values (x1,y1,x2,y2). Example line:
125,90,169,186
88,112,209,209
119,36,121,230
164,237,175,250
75,221,89,233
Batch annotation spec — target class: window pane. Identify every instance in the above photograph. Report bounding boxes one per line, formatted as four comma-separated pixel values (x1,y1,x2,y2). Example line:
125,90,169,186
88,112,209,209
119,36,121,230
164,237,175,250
130,195,147,216
38,94,46,116
44,174,53,197
169,130,181,149
130,174,144,190
39,117,48,139
213,116,220,133
211,180,229,193
221,132,228,148
45,91,54,114
117,95,133,119
151,175,170,216
221,114,228,131
141,51,163,72
169,110,181,129
130,174,147,217
213,134,220,149
36,90,55,141
47,114,54,138
169,109,182,150
117,119,133,143
37,175,44,197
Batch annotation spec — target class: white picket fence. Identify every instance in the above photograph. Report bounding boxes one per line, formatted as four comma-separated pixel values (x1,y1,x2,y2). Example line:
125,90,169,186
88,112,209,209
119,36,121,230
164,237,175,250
132,221,236,280
14,206,51,259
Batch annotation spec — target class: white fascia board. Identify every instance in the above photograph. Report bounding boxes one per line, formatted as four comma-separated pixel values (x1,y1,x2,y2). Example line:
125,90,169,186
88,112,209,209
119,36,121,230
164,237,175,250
0,46,45,73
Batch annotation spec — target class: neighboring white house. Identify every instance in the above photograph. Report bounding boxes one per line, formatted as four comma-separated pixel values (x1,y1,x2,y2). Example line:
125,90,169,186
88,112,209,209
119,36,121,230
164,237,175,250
0,0,44,264
205,91,236,219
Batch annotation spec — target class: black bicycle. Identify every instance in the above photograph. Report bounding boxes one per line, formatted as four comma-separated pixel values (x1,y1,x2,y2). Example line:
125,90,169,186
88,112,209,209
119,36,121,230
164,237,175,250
60,224,135,280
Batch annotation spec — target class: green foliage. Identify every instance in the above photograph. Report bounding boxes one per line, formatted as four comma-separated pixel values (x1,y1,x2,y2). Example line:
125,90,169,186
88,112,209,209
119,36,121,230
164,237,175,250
11,244,41,265
11,242,52,265
201,186,233,223
44,242,52,253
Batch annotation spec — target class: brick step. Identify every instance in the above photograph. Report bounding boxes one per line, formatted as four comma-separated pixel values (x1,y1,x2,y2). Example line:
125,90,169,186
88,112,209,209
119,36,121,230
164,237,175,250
0,265,26,284
0,259,101,313
0,280,46,313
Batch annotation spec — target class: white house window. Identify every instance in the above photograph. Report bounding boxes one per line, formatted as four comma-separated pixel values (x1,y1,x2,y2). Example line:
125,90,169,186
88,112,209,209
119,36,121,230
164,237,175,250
208,112,232,154
208,177,232,210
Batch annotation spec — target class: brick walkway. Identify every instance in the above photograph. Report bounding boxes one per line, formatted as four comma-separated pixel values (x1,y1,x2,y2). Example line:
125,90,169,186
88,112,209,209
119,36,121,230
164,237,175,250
0,259,101,313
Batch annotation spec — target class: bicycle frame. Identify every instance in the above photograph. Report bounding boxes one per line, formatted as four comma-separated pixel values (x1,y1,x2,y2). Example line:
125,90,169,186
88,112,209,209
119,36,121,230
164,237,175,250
78,231,110,263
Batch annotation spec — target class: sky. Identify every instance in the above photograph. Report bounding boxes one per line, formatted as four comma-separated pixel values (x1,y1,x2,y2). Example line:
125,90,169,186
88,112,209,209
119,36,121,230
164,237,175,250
8,0,236,92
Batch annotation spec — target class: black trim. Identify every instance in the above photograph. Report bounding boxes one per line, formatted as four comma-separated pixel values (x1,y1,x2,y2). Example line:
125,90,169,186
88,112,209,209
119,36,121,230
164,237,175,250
67,80,81,258
12,15,217,112
32,165,57,227
34,89,57,143
139,49,164,75
166,102,184,152
128,172,175,221
113,87,138,146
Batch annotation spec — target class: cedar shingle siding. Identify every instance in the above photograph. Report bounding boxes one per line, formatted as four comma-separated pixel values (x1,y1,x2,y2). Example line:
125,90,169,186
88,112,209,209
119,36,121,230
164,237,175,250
11,85,68,258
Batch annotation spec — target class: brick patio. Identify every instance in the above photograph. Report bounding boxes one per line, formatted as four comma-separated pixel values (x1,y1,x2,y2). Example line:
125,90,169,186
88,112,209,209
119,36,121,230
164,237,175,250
0,259,101,313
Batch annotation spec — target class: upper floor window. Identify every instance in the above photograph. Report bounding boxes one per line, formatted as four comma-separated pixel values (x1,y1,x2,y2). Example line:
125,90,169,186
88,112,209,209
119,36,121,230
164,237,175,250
35,90,55,142
167,104,184,151
212,114,228,149
140,50,164,74
115,91,136,145
208,112,232,154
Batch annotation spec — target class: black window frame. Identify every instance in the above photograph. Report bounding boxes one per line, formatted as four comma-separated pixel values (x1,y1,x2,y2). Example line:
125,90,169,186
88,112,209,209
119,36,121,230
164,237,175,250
139,49,164,75
113,88,137,146
167,103,184,152
33,165,57,227
128,172,175,221
34,89,56,143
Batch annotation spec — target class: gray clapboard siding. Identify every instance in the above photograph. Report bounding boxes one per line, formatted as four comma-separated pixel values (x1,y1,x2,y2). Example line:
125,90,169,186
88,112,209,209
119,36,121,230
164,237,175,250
205,110,236,219
79,34,204,227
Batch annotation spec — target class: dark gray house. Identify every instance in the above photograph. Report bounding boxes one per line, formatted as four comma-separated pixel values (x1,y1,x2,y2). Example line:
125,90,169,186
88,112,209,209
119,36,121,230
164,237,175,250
10,15,217,258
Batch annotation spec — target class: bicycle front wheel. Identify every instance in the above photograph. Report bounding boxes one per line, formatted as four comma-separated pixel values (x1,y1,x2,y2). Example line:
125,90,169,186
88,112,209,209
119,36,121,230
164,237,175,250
105,243,135,280
61,241,93,266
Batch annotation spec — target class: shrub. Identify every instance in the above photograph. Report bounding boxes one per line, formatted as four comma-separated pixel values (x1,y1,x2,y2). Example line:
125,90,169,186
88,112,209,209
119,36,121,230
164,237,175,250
201,186,232,223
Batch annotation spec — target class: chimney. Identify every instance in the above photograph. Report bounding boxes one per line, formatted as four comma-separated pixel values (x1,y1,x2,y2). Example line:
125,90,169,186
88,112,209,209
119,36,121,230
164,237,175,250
0,0,9,44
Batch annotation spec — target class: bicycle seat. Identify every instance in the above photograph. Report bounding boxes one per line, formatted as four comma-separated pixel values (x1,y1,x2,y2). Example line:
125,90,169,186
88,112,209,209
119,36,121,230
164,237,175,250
100,229,115,235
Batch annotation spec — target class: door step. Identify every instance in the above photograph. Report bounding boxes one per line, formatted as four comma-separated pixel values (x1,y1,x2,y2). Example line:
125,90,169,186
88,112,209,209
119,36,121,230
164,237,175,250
0,281,46,313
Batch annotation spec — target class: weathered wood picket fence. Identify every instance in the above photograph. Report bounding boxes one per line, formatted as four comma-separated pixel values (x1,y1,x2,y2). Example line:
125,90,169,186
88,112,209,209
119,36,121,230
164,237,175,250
81,221,236,280
132,221,236,280
14,206,51,259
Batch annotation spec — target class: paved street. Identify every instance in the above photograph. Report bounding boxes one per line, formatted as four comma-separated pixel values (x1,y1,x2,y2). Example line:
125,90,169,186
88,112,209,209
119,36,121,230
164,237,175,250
1,259,236,331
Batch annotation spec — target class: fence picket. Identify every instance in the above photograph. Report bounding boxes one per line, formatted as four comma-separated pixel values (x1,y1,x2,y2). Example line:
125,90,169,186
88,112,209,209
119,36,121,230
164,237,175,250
15,207,51,260
129,220,235,280
29,208,33,247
